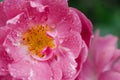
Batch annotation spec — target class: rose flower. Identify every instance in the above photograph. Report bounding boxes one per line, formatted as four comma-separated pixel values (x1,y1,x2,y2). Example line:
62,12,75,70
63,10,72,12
0,0,92,80
77,31,120,80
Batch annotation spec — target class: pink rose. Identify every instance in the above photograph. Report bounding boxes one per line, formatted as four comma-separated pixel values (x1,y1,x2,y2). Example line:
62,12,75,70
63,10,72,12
0,0,92,80
77,31,120,80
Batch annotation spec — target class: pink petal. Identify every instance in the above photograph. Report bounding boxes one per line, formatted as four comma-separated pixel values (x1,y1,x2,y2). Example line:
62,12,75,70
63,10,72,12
0,27,10,44
4,0,48,26
3,43,30,62
56,8,82,36
111,49,120,62
41,0,69,24
48,59,62,80
0,74,15,80
76,60,97,80
70,8,93,47
0,46,13,76
3,29,31,62
30,62,53,80
99,70,120,80
26,1,49,24
0,2,8,27
75,42,88,79
61,31,83,58
3,0,68,24
3,0,27,19
8,61,32,79
113,59,120,72
6,13,30,31
8,61,52,80
90,31,118,73
58,51,77,80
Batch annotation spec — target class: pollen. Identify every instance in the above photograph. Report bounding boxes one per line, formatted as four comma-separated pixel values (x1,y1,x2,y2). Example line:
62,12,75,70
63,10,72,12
22,25,55,58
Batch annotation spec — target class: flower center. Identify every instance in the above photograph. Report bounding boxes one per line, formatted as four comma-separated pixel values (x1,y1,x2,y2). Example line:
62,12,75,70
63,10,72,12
22,25,55,58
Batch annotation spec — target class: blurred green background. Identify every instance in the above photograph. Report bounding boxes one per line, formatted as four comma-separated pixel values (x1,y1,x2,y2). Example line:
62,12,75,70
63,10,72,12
69,0,120,34
0,0,120,46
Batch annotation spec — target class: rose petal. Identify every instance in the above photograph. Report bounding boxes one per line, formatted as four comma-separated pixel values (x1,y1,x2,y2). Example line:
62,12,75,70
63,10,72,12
90,31,118,73
113,58,120,72
3,0,27,19
8,61,52,80
99,70,120,80
76,60,97,80
0,26,10,44
27,1,49,24
0,46,13,76
48,59,62,80
41,0,69,24
59,53,77,80
8,61,32,79
0,2,8,27
28,62,52,80
70,8,93,47
56,8,82,36
75,42,88,79
0,74,16,80
3,29,31,62
61,31,83,58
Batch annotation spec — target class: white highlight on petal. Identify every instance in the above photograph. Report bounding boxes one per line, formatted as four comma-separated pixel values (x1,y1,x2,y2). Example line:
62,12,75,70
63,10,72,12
59,46,71,52
30,1,47,12
12,42,21,46
6,48,10,53
7,13,23,24
28,69,34,80
69,57,77,72
46,30,57,38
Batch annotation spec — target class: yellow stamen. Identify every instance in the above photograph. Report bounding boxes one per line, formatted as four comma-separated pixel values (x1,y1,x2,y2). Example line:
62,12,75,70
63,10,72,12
22,25,55,58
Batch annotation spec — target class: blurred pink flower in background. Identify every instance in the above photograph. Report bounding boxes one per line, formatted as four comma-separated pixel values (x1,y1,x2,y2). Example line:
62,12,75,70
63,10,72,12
0,0,92,80
77,31,120,80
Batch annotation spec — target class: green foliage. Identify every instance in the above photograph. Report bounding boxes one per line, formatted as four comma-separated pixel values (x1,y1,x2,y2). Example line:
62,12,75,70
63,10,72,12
0,0,2,2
